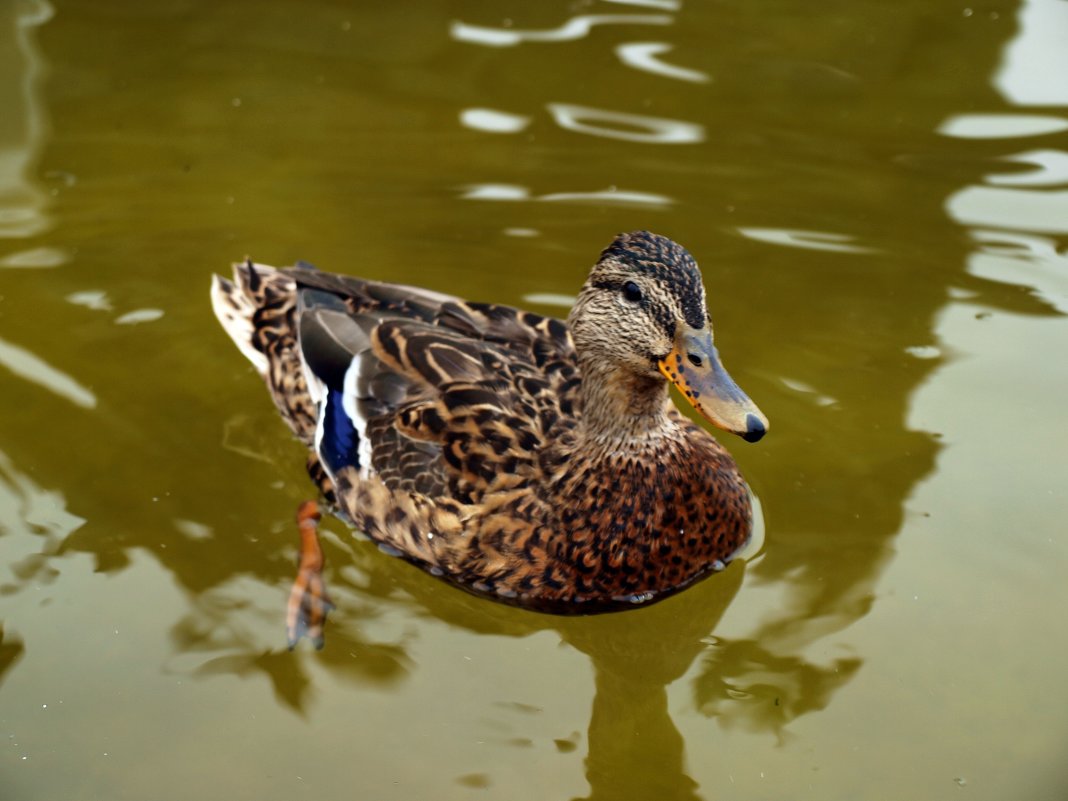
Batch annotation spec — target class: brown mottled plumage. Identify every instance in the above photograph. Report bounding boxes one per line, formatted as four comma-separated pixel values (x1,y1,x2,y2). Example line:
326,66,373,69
211,231,768,614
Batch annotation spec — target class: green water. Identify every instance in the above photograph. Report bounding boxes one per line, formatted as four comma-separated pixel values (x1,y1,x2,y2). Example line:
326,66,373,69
2,1,1067,798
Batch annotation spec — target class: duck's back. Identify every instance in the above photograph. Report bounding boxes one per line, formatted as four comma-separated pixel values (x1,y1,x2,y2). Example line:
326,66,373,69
211,260,580,509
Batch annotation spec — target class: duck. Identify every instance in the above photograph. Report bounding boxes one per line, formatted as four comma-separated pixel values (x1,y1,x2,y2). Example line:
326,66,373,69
211,231,768,619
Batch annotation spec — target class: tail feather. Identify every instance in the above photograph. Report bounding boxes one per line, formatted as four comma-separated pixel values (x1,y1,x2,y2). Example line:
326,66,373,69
210,262,276,375
211,261,318,441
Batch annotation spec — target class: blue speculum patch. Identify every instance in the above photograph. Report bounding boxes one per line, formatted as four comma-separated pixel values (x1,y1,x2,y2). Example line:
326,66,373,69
319,388,357,473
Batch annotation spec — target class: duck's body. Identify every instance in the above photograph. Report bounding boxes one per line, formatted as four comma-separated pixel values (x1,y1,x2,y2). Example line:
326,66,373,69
211,231,767,614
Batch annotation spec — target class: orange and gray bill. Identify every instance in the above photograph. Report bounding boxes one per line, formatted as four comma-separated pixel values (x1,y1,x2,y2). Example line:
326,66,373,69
657,323,768,442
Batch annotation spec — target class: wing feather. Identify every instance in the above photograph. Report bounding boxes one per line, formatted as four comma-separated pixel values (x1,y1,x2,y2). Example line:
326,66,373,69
279,268,580,503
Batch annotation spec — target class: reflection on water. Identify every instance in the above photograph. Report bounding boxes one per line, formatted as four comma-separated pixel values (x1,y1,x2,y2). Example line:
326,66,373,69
547,102,704,144
459,107,531,133
938,112,1068,138
0,0,52,241
0,335,97,409
0,447,84,606
994,0,1068,105
461,182,673,208
941,0,1068,265
451,13,673,48
459,102,706,144
615,42,709,83
0,622,24,689
987,149,1068,186
737,227,875,254
455,4,706,145
967,230,1068,313
949,183,1068,233
165,533,857,796
0,245,68,268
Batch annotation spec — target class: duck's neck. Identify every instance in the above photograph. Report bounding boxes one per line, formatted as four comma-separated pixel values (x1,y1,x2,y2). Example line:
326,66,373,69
576,358,679,447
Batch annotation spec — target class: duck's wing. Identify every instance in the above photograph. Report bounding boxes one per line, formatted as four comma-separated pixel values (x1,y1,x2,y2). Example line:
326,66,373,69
290,265,575,363
290,269,579,505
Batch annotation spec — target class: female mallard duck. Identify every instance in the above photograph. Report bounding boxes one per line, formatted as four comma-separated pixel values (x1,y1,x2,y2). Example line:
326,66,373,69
211,231,768,618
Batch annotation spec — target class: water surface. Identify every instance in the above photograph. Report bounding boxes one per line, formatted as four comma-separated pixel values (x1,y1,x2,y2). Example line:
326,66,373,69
2,1,1067,799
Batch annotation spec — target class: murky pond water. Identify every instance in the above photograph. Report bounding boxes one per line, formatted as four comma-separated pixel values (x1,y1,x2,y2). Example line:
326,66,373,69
3,1,1067,798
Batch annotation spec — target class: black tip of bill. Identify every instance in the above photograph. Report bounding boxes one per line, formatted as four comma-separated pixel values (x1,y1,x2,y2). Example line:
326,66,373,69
742,413,766,443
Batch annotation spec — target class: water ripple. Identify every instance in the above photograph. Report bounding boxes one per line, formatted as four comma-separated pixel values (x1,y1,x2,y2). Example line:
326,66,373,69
602,0,681,9
616,42,709,83
65,290,112,311
0,246,69,269
738,228,875,254
968,230,1068,313
451,14,672,48
459,108,530,133
988,149,1068,187
0,449,85,542
938,113,1068,139
547,102,703,144
460,183,673,208
1,0,53,240
994,0,1068,105
114,308,165,325
0,336,97,409
947,187,1068,234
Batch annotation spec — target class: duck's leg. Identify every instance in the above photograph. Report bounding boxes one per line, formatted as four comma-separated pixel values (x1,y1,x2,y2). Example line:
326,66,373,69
286,500,334,650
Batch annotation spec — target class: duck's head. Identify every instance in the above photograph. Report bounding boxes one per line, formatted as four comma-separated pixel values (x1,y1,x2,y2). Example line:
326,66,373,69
569,231,768,443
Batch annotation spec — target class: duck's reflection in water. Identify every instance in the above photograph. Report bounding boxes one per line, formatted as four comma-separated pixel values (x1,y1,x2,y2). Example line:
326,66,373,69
171,528,857,798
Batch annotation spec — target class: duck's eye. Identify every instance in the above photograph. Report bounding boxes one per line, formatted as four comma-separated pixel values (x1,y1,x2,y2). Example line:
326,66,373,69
622,281,643,303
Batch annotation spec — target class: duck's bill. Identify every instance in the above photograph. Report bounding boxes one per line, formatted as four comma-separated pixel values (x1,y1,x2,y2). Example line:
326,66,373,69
657,325,769,442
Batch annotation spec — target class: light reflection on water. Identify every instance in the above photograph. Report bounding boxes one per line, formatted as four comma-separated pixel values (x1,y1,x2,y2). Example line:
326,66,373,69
460,182,674,207
451,13,674,48
994,0,1068,105
615,42,710,84
458,103,706,144
737,227,875,254
0,0,52,240
0,0,1067,799
0,336,97,409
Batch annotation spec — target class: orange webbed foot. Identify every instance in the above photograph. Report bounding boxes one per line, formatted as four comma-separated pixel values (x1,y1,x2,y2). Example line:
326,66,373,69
286,501,335,650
